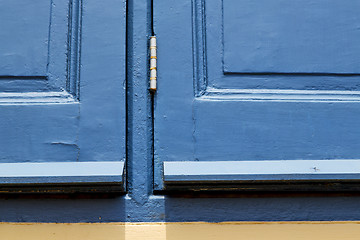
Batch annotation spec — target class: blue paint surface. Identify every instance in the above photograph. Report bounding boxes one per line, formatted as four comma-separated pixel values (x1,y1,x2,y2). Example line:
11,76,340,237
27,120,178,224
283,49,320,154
0,0,126,191
154,0,360,189
0,0,126,164
0,1,50,76
1,0,360,223
224,0,360,73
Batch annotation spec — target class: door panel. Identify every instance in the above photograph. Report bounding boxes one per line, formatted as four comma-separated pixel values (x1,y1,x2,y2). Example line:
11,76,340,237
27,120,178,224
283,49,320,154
154,0,360,191
0,0,70,92
0,0,126,192
223,0,360,73
205,0,360,91
0,1,50,76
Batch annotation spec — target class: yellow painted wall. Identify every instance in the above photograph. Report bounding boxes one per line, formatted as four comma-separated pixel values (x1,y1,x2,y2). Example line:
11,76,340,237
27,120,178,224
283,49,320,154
1,222,360,240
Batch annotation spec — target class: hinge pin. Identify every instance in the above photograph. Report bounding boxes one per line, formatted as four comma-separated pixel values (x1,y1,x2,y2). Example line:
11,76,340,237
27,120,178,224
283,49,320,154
150,36,157,91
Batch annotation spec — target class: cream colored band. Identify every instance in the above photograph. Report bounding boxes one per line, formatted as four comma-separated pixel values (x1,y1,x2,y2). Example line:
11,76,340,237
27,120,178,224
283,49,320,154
2,222,360,240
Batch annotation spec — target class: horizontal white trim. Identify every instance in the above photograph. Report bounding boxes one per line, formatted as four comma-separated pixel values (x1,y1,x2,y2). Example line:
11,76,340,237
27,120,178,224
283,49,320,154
165,160,360,175
200,88,360,102
164,160,360,181
0,161,125,187
0,91,77,105
207,89,360,95
0,161,124,177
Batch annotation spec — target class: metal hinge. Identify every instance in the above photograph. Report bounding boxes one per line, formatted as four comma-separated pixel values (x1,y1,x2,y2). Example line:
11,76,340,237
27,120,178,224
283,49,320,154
149,36,157,92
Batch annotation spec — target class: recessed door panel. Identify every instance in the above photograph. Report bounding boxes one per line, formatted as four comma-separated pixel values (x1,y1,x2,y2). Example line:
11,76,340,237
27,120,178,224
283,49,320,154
223,0,360,74
0,1,50,76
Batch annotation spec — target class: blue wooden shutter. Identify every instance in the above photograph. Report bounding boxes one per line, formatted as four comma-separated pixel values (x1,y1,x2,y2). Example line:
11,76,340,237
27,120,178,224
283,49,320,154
0,0,126,193
154,0,360,191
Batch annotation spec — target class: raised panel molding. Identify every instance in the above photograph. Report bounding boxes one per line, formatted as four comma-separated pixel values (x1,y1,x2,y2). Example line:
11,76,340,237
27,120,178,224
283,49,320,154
0,91,77,105
0,0,82,99
193,0,360,97
200,88,360,102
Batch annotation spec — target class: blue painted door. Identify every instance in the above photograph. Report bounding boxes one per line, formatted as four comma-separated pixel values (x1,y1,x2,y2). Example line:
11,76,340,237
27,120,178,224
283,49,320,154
154,0,360,190
0,0,126,189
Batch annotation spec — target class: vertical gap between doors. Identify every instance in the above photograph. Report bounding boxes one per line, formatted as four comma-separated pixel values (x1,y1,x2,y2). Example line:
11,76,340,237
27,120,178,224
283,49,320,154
150,0,155,192
125,0,129,192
